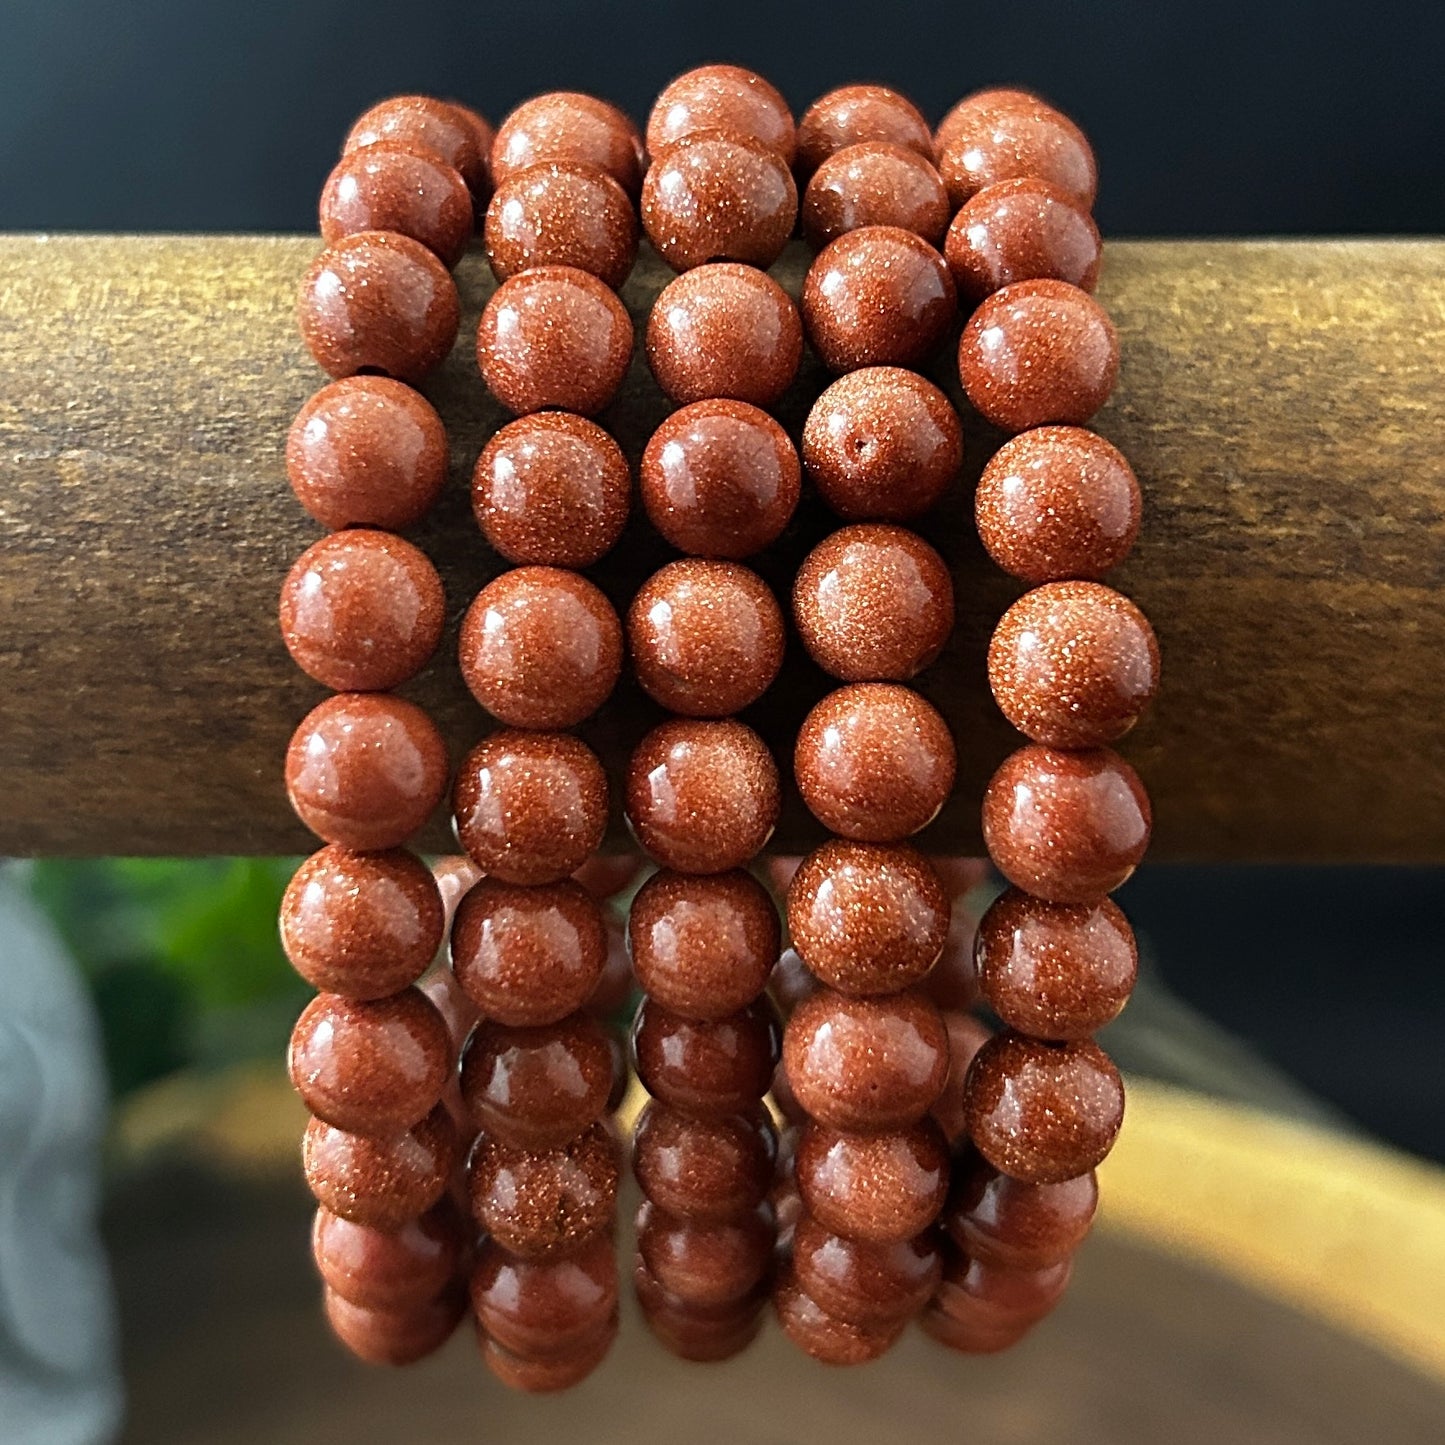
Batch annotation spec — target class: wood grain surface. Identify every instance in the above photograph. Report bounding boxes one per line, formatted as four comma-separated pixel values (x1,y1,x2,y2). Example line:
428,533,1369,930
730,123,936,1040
1,235,1442,859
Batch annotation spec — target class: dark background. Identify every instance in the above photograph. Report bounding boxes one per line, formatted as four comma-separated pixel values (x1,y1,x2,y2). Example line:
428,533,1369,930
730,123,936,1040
1,0,1441,1159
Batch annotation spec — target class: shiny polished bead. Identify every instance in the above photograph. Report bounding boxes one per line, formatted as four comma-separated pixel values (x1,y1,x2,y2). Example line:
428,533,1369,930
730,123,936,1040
458,567,622,730
634,1260,766,1362
958,278,1118,433
626,719,780,873
795,684,956,842
791,1212,941,1326
642,131,797,271
924,908,984,1012
946,177,1102,302
303,1104,458,1229
446,101,496,199
470,1230,618,1357
796,85,933,179
976,425,1141,583
636,1198,774,1308
936,94,1097,209
793,524,954,682
783,988,949,1132
591,921,635,1025
802,367,962,522
485,162,638,288
646,263,803,408
279,530,444,692
934,87,1042,154
481,1316,618,1392
285,694,448,850
286,376,447,533
324,1284,466,1367
929,1013,993,1145
477,265,633,416
989,582,1159,747
648,64,795,164
467,1121,619,1260
920,1303,1031,1356
632,997,780,1117
774,1272,904,1365
768,945,818,1017
803,142,949,249
628,561,785,717
320,143,473,267
802,226,956,373
787,841,949,995
451,878,606,1027
460,1012,614,1149
572,853,645,900
453,731,608,885
975,887,1137,1041
344,95,487,196
933,1243,1073,1328
289,987,451,1133
794,1119,949,1244
632,1102,776,1223
629,869,779,1020
944,1145,1098,1269
490,91,644,199
982,744,1151,902
298,231,459,382
640,400,800,558
281,846,443,999
472,412,630,568
312,1200,468,1311
965,1030,1125,1183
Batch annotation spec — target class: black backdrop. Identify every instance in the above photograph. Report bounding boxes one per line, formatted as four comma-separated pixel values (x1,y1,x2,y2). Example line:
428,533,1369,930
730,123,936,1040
2,0,1442,1159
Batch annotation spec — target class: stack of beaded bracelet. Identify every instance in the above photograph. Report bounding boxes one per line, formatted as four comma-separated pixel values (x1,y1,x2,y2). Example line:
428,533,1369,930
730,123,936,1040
623,64,803,1362
453,89,644,1393
282,94,488,1366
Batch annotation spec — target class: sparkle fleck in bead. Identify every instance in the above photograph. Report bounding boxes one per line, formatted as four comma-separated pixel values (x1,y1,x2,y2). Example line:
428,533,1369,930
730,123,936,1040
944,1145,1099,1268
802,142,949,249
631,996,781,1117
648,64,796,164
935,94,1097,209
796,84,933,179
934,87,1043,155
490,91,644,198
320,143,473,268
344,95,487,196
791,1211,942,1325
632,1101,777,1222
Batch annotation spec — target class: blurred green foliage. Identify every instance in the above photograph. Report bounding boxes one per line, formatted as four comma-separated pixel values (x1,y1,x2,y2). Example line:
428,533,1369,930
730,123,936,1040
19,858,307,1098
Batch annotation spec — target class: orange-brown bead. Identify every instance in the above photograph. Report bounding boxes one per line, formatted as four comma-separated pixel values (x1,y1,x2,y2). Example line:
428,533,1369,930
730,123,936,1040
481,1316,618,1392
491,91,644,198
632,997,781,1118
635,1259,766,1362
344,95,487,195
632,1102,777,1223
935,95,1097,209
981,744,1151,902
324,1284,466,1366
477,264,633,416
774,1273,905,1365
320,143,473,267
648,64,795,164
312,1199,468,1311
645,263,803,408
636,1198,774,1307
803,142,949,249
934,87,1044,154
445,101,496,199
795,84,933,179
458,567,622,730
932,1244,1073,1329
470,1230,618,1356
791,1212,942,1326
795,684,956,842
944,1146,1099,1269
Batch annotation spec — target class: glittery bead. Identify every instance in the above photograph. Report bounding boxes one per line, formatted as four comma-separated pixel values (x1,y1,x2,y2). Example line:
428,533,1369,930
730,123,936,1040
344,95,487,196
470,1230,619,1357
787,840,949,995
458,567,622,730
981,744,1151,903
774,1272,905,1364
467,1121,619,1260
472,412,631,568
934,87,1043,155
285,694,448,850
279,530,444,692
281,846,443,999
477,264,633,416
323,1284,466,1366
791,1212,942,1326
645,263,803,408
965,1030,1125,1183
632,1102,777,1223
975,425,1141,583
794,684,956,842
801,367,962,522
793,524,954,682
648,64,795,164
625,719,780,873
945,177,1102,302
451,877,607,1027
288,987,451,1133
944,1145,1098,1269
445,101,496,199
802,226,956,374
320,143,473,267
298,231,459,382
636,1198,774,1307
490,91,644,198
802,142,949,249
642,130,797,272
453,731,608,885
629,868,780,1020
312,1199,468,1311
481,1317,618,1392
286,376,448,533
783,988,949,1131
640,400,801,558
459,1012,614,1149
935,95,1097,209
631,996,781,1118
484,161,638,288
958,278,1118,433
796,85,933,179
794,1119,949,1244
